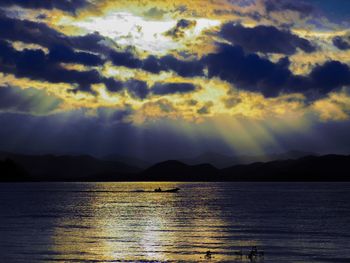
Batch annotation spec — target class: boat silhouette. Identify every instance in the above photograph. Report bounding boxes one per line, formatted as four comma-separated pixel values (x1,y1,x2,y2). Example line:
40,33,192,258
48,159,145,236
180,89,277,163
154,187,180,193
132,188,180,193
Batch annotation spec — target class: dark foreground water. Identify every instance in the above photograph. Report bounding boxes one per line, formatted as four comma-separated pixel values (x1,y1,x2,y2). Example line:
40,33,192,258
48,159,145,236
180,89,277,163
0,182,349,263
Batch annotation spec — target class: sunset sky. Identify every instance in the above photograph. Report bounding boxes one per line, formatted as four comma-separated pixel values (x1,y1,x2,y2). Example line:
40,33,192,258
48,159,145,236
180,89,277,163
0,0,350,160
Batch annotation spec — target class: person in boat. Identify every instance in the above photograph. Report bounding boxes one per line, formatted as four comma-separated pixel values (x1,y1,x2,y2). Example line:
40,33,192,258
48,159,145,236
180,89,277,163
154,187,162,192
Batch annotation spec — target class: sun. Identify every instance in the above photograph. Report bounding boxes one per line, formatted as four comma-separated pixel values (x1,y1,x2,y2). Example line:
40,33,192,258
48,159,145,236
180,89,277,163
66,12,220,55
73,12,177,54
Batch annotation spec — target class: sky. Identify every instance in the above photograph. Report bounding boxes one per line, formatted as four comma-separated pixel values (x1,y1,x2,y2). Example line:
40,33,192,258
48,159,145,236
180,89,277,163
0,0,350,160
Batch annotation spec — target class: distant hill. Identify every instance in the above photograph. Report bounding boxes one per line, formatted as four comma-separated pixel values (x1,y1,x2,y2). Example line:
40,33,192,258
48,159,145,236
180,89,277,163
179,150,318,168
142,154,349,181
0,152,349,182
221,154,350,181
0,152,140,181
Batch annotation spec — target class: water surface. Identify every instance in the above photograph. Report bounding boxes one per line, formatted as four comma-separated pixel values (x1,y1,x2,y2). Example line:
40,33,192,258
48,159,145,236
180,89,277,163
0,182,349,262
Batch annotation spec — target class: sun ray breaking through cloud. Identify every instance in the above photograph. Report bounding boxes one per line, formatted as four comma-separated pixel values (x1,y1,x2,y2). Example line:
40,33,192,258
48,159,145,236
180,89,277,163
0,0,350,158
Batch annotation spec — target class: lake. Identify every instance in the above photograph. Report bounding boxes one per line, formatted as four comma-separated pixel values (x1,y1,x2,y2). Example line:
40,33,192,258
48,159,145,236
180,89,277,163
0,182,349,262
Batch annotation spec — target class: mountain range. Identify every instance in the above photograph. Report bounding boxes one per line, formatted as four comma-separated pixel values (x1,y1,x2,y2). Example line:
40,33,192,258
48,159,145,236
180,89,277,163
0,151,139,181
0,151,349,181
178,150,317,168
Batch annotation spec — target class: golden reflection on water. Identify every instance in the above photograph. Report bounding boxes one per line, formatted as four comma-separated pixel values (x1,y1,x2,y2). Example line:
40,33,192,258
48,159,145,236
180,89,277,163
5,183,346,262
49,182,258,262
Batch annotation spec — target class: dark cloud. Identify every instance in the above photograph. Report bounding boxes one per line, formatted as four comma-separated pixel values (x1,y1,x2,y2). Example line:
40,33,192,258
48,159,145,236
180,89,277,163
0,0,90,13
0,40,111,92
142,55,163,73
110,50,143,69
152,82,197,95
285,61,350,95
219,23,316,55
264,0,314,17
110,51,204,77
0,16,110,56
0,36,148,99
126,80,150,100
158,55,204,77
203,43,350,97
67,32,112,55
103,78,124,93
203,44,291,97
49,44,104,66
0,16,65,48
308,61,350,94
213,8,263,22
333,36,350,50
0,86,61,114
164,19,197,39
109,52,204,78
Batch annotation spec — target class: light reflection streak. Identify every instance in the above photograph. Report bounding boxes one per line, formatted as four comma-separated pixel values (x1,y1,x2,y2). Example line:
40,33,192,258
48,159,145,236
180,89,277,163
48,183,261,262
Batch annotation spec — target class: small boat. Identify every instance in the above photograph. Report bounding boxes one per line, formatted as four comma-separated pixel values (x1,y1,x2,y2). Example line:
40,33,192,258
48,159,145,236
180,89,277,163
154,187,180,193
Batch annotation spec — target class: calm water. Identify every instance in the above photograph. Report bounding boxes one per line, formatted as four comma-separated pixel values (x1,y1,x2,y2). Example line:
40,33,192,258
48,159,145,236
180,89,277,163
0,182,349,263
